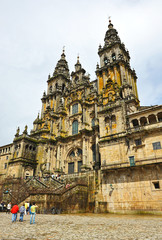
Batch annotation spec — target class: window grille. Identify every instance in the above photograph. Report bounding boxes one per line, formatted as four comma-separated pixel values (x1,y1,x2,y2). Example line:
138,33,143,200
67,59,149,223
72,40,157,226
135,138,142,146
152,142,161,150
129,156,135,166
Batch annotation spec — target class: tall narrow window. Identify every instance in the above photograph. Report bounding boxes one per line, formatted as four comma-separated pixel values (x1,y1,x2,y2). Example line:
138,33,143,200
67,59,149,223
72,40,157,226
72,120,78,135
78,161,82,173
92,118,95,127
129,156,135,166
72,104,78,114
68,162,74,174
104,57,108,65
92,144,96,162
112,53,116,61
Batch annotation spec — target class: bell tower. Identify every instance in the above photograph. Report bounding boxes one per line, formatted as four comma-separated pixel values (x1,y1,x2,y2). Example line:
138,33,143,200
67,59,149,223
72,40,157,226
96,19,139,102
41,49,70,117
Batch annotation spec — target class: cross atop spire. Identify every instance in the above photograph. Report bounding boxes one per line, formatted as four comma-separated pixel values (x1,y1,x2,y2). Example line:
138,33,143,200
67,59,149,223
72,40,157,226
77,54,80,64
108,16,113,29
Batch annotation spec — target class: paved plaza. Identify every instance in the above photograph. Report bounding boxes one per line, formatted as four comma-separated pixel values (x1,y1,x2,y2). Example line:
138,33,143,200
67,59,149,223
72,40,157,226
0,212,162,240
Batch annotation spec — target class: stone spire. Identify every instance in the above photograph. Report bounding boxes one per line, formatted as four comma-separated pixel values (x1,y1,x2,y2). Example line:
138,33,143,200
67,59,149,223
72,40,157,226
104,19,121,46
75,55,82,72
53,48,70,80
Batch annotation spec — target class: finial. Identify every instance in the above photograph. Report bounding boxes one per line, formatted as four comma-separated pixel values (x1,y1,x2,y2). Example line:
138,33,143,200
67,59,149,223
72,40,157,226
63,46,65,54
15,127,20,137
108,16,111,24
43,91,46,97
23,125,28,135
77,54,80,63
98,44,102,50
61,46,66,59
108,16,113,29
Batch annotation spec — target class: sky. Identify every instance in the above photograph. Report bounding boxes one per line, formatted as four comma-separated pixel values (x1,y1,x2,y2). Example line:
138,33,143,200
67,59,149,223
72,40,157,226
0,0,162,146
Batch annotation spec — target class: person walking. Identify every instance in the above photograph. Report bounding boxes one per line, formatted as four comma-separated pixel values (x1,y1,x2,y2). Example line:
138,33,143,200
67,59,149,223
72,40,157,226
11,204,19,223
19,204,25,222
30,202,38,224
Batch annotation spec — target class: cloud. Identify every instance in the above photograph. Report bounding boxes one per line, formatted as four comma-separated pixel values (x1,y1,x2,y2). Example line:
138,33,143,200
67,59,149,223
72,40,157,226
0,0,162,145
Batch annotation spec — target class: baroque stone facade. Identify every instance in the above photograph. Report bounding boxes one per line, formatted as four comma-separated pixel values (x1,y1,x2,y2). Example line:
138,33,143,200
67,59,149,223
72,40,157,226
0,20,162,213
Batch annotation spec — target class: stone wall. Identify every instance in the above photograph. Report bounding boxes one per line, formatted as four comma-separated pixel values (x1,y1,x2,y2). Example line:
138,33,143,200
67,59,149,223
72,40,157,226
96,165,162,214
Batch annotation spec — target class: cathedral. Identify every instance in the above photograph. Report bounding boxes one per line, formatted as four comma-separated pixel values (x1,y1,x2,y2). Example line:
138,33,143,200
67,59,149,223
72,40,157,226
0,20,162,214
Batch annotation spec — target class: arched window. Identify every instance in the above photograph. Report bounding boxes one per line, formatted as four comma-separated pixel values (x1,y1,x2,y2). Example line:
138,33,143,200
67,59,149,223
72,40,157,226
132,119,139,127
72,103,78,114
104,57,108,65
140,117,147,126
49,86,52,93
62,83,65,91
112,53,116,61
25,144,29,150
75,76,79,82
70,151,75,157
72,120,78,135
111,115,116,124
105,116,109,125
77,149,82,156
157,112,162,122
148,114,157,124
29,146,32,151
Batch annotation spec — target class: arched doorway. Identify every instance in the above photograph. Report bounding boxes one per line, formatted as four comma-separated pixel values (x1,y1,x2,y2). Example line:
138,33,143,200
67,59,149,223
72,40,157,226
67,148,82,174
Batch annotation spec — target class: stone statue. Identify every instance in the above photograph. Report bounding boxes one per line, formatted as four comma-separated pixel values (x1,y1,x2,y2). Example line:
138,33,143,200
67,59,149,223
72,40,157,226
23,125,28,135
15,127,20,137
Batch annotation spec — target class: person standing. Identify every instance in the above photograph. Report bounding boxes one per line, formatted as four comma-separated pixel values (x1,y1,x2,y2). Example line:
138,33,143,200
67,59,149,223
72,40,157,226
30,202,38,224
19,204,25,222
0,201,4,211
6,202,11,214
24,202,28,215
11,204,19,223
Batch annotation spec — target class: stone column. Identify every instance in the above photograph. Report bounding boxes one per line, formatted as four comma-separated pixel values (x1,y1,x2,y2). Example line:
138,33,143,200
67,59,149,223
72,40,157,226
50,120,53,134
120,64,125,84
114,66,117,83
95,102,97,119
56,144,60,169
95,132,100,169
46,148,51,171
41,102,45,118
134,79,138,99
82,136,86,165
83,107,86,123
155,115,159,122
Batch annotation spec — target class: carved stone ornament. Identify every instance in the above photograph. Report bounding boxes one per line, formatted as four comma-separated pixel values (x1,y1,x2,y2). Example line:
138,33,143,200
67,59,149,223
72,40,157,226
15,127,20,137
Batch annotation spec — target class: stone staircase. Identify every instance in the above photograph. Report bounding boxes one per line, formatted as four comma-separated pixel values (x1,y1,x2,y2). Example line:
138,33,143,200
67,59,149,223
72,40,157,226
2,176,65,205
1,177,88,213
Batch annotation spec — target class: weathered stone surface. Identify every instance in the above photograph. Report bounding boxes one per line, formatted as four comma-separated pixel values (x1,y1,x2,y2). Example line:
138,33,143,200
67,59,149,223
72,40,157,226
0,213,162,240
0,20,162,215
